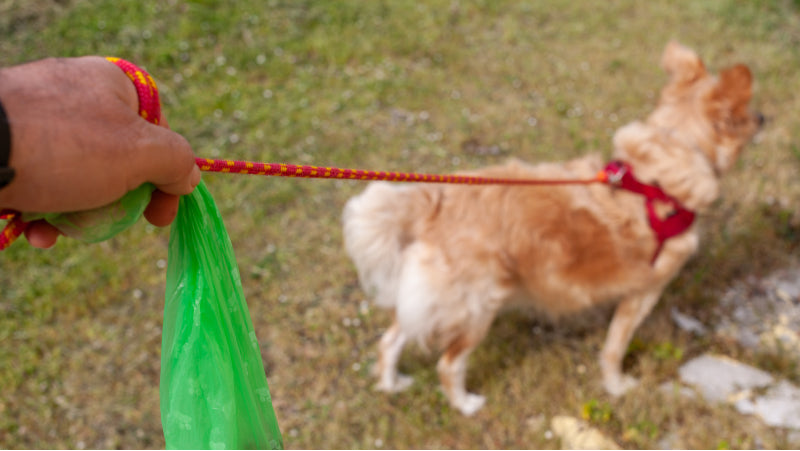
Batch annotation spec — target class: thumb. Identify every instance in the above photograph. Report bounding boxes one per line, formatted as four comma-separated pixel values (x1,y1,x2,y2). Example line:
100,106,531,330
131,120,201,196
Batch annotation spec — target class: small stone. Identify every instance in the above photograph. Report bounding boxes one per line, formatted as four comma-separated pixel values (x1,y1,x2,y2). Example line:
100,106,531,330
551,415,620,450
670,307,708,336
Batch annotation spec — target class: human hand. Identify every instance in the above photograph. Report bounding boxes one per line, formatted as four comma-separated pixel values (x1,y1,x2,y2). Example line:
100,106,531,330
0,56,201,248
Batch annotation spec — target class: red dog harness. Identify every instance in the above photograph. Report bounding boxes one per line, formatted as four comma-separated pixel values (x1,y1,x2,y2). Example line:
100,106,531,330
602,160,695,263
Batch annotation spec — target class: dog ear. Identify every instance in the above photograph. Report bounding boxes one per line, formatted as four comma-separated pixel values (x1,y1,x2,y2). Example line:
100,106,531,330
713,64,753,108
661,41,707,84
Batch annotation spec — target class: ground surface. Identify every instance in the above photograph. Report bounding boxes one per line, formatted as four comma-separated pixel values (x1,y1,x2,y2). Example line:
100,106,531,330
2,0,800,449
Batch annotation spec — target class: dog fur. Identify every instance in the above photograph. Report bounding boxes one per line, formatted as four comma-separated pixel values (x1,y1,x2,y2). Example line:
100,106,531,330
342,42,762,416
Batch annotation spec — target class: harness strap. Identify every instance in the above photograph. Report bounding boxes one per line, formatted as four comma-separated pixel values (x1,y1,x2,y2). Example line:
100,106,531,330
603,161,695,263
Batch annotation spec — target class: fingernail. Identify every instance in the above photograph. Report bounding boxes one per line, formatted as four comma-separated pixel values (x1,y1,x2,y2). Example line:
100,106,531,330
190,165,201,189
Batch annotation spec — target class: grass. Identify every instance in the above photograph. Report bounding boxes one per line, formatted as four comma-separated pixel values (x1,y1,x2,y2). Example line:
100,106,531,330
2,0,800,448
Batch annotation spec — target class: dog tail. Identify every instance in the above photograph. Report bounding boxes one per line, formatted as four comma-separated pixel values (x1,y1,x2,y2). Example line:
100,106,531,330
343,181,435,309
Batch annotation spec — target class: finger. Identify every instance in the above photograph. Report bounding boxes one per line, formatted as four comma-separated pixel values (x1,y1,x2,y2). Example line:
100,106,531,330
150,112,201,192
159,112,170,129
96,56,140,111
143,189,180,227
132,122,201,196
24,221,62,248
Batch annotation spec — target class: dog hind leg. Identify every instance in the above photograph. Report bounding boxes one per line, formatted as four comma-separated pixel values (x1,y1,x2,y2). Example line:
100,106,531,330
437,335,486,416
374,321,414,393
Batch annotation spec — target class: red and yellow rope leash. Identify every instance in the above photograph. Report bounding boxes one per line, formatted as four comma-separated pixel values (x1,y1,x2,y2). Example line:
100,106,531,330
195,157,609,186
0,58,637,251
0,154,609,250
0,209,28,248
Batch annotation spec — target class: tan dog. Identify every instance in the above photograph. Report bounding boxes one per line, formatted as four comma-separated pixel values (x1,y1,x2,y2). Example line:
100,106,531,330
342,42,762,416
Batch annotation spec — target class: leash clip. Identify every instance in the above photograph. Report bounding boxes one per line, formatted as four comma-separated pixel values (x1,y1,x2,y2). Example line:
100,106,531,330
604,161,628,186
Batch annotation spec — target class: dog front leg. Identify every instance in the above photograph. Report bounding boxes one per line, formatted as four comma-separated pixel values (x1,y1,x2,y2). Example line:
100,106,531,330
599,290,661,396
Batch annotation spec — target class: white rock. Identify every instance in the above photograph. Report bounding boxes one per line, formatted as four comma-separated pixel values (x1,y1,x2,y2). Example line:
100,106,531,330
678,354,774,403
734,380,800,430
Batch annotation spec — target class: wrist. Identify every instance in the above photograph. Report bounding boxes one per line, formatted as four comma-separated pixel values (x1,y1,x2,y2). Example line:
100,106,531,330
0,97,13,191
0,61,50,211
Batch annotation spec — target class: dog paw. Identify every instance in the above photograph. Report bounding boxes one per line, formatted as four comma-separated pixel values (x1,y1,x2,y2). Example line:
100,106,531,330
375,374,414,393
603,374,639,397
454,393,486,416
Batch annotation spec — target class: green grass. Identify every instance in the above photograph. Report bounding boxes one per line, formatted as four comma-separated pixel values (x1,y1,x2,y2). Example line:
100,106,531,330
2,0,800,448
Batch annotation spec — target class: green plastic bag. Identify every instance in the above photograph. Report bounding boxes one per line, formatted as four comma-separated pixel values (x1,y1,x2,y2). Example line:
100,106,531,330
20,179,282,448
22,184,156,242
161,180,283,449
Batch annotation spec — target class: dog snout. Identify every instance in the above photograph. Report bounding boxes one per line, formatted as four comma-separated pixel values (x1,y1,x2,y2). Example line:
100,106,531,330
756,112,766,127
